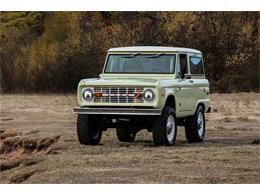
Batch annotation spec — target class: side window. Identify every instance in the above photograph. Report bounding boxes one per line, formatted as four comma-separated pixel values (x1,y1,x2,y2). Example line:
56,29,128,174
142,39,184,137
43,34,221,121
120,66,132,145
189,56,204,75
179,54,188,78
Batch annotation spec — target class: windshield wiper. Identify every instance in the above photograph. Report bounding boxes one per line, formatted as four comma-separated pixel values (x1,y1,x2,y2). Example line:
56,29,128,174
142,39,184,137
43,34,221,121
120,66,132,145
121,53,141,58
146,53,165,58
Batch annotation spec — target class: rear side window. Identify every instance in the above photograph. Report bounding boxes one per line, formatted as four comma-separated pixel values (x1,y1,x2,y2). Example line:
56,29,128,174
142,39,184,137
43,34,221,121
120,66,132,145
189,56,204,75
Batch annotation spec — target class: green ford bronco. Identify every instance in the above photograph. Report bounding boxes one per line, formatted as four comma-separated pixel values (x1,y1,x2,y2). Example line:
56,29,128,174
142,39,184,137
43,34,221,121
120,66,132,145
74,46,210,146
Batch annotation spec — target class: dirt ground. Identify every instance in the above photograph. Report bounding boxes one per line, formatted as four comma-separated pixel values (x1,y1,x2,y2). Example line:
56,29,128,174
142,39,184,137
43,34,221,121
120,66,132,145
0,93,259,183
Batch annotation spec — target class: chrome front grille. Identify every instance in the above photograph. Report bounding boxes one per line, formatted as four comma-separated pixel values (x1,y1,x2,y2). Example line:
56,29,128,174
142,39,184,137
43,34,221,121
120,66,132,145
93,87,144,103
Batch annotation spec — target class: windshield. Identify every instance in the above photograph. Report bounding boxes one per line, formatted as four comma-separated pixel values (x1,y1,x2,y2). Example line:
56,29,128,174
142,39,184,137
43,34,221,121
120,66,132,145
104,54,176,74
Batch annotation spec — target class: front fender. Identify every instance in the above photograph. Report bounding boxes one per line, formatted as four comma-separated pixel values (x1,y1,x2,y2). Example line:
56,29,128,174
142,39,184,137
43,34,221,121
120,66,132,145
157,87,175,109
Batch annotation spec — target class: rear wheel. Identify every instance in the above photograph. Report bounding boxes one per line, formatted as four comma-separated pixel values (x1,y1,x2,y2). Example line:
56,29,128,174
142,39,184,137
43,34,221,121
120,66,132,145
116,128,136,142
77,114,102,145
185,105,205,143
152,106,177,146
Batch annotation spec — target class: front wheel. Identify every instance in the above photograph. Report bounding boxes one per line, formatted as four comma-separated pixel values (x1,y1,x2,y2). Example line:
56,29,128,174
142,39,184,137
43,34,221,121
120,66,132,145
185,105,205,143
77,114,102,145
152,106,177,146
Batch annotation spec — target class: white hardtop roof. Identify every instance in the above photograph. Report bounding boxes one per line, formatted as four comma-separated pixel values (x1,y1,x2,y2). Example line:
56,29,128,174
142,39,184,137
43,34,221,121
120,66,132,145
108,46,201,54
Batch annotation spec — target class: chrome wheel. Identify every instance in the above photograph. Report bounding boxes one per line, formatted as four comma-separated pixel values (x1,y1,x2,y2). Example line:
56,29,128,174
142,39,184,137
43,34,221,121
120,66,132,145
153,106,177,146
185,106,205,143
197,112,204,137
166,115,176,142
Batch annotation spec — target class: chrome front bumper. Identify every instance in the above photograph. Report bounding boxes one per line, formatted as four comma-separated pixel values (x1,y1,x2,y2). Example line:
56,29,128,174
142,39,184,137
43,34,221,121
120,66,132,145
73,107,162,116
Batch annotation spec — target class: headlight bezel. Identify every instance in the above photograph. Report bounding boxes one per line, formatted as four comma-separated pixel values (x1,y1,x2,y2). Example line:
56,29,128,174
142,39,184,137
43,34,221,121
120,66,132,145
82,88,94,101
143,88,154,102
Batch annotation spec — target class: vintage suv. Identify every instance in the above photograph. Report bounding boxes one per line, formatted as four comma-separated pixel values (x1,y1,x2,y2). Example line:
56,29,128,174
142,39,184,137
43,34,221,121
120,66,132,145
74,46,210,146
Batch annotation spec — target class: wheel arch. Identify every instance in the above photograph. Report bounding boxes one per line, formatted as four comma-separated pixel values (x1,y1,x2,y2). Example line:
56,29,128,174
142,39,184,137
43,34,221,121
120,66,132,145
193,99,210,115
197,102,205,111
164,95,176,110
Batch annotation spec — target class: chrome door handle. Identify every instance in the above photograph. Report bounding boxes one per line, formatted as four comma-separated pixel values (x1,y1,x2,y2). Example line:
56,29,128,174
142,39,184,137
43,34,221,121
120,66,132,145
189,80,194,83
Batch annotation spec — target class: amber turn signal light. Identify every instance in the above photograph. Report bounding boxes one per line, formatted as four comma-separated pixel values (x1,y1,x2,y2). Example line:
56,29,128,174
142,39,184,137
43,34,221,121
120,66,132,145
94,92,103,97
135,93,143,98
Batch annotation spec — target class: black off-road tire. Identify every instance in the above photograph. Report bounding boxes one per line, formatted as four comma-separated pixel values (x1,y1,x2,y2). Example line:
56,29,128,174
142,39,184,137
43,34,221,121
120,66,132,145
152,106,177,146
185,105,205,143
116,128,136,142
77,114,102,145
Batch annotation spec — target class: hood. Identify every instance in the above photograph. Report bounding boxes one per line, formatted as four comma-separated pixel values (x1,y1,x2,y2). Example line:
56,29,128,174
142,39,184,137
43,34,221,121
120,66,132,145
80,77,160,87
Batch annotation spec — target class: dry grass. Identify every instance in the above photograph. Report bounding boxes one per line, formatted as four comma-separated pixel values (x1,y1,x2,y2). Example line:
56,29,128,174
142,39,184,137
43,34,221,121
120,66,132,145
0,93,259,183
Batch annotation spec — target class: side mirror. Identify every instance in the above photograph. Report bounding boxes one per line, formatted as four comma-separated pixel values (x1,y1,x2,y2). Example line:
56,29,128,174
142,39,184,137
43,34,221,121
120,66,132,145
184,74,191,79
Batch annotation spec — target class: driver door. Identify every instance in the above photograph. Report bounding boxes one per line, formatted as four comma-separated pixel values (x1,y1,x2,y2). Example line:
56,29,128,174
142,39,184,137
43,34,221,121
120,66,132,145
175,53,194,117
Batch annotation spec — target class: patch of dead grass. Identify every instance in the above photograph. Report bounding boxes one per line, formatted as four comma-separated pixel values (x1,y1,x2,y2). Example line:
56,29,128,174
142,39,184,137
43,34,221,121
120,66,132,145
0,129,60,160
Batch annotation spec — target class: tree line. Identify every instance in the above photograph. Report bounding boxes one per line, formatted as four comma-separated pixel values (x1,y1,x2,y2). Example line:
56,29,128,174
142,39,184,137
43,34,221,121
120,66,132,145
0,12,259,93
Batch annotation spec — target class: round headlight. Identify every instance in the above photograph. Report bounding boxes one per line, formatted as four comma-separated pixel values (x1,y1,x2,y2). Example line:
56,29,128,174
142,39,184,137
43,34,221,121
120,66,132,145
83,88,94,100
143,89,154,101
